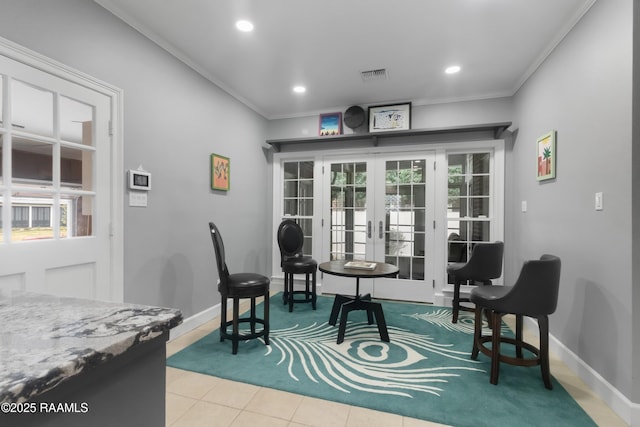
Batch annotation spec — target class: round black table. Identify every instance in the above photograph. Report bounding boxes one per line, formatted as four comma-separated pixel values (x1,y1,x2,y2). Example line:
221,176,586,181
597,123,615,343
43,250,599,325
319,260,399,344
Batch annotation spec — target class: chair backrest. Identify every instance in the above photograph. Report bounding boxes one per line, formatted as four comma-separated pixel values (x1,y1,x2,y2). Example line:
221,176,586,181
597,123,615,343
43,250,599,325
465,241,504,280
277,219,304,262
209,222,229,289
508,254,562,316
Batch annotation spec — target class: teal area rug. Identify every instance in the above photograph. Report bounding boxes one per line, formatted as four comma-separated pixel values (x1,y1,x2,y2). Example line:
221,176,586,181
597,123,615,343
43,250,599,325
167,295,595,427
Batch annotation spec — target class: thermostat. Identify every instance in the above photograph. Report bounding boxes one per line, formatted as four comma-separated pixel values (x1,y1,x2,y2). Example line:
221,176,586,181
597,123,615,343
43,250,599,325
128,169,151,191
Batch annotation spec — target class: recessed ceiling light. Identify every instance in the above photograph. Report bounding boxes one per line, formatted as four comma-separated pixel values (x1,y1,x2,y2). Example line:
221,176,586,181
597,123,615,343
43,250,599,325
235,20,254,32
293,86,306,94
445,65,461,74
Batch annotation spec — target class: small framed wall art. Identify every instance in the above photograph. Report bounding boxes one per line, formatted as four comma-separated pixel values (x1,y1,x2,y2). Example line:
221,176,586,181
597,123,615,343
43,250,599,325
536,131,556,181
211,153,230,191
368,102,411,132
319,112,343,136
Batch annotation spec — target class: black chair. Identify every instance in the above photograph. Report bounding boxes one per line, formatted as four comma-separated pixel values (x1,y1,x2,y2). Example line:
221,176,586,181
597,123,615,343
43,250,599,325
209,222,270,354
446,241,504,323
277,219,317,311
470,254,561,389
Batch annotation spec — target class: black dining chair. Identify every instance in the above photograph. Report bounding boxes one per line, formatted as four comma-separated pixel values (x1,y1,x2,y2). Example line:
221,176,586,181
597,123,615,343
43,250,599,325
470,254,561,389
446,241,504,323
277,219,317,311
209,222,270,354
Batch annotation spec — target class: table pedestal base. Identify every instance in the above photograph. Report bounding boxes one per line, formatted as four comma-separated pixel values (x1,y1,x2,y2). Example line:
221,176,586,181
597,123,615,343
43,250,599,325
329,293,389,344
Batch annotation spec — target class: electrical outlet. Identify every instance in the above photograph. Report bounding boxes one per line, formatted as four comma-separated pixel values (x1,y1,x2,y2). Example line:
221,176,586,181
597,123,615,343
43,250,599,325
521,201,527,212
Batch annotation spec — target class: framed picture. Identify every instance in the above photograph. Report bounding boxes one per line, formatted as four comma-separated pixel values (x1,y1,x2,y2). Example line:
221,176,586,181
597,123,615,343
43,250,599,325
368,102,411,132
319,112,343,136
211,153,230,191
536,131,556,181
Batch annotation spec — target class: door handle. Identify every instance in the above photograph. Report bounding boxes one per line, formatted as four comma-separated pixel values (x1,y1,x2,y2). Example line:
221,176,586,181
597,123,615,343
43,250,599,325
379,221,384,239
367,221,372,239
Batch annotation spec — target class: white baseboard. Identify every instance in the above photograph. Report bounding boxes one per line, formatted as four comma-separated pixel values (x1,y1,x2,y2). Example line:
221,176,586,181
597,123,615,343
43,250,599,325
169,303,220,341
521,317,636,426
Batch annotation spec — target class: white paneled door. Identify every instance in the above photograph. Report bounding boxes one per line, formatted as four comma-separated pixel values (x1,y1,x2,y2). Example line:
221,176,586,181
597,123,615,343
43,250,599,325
322,152,435,303
0,48,119,301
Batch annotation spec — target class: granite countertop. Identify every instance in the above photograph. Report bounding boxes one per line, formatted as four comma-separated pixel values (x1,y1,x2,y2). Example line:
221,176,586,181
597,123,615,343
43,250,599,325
0,291,182,403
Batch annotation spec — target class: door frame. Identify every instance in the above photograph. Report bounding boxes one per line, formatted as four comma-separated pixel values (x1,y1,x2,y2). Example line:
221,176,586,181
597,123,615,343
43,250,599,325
271,139,504,305
0,36,124,301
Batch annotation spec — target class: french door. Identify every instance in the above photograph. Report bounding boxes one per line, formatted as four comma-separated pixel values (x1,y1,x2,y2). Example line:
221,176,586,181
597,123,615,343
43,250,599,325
0,43,121,301
322,152,435,303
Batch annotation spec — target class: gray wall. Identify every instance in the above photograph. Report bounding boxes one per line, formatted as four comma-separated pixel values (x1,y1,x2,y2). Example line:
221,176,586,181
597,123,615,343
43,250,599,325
0,0,271,319
510,0,634,399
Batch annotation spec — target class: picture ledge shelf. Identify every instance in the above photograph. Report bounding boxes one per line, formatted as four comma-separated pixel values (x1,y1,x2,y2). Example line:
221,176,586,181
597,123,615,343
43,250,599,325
266,122,512,152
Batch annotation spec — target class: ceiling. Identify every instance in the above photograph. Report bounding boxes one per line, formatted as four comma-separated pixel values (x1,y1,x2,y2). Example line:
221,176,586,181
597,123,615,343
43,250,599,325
95,0,595,120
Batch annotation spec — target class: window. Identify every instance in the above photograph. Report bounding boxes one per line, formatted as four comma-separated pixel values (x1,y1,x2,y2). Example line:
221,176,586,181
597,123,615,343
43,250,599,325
0,76,96,242
282,161,314,255
447,152,492,263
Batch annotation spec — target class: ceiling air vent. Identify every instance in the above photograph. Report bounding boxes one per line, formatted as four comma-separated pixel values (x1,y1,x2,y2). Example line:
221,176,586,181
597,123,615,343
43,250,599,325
360,68,388,82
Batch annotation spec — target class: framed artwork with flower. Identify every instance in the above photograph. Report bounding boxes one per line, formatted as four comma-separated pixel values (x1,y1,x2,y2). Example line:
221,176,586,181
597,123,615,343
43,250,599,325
536,131,556,181
211,153,230,191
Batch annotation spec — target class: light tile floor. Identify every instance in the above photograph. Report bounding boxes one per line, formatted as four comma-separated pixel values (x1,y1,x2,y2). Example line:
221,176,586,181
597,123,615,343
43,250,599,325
165,300,628,427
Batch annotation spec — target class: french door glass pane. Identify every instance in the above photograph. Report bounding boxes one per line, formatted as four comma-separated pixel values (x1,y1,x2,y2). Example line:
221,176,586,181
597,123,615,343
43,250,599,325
330,162,366,261
11,80,54,137
62,194,93,238
60,96,93,144
12,137,53,185
384,159,426,280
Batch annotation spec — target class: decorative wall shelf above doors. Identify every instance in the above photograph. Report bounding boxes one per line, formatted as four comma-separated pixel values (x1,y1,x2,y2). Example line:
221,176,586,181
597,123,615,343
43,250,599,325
266,122,512,152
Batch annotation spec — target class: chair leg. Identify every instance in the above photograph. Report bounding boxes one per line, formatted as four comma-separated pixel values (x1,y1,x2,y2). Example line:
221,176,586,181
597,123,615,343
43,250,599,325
471,306,483,360
490,311,502,385
311,270,317,310
288,273,294,312
515,314,524,358
452,280,461,323
220,296,227,342
250,297,257,334
538,315,552,390
263,291,270,345
232,298,240,355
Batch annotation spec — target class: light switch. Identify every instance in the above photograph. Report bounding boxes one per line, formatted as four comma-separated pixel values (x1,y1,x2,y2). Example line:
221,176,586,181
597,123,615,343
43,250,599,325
521,201,527,213
129,191,148,207
595,192,603,211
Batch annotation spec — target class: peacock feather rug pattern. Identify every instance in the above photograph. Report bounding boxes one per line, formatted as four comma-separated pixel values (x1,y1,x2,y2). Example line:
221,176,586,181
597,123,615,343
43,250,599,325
167,295,596,427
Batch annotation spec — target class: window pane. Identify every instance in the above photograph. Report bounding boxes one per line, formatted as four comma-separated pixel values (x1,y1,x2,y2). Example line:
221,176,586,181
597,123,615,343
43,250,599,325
11,192,55,241
61,146,93,190
470,175,489,196
472,153,490,174
63,194,93,237
284,199,297,216
11,80,54,137
299,180,313,198
283,162,297,179
12,137,53,186
60,96,93,145
283,181,297,197
298,199,313,216
299,161,313,179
